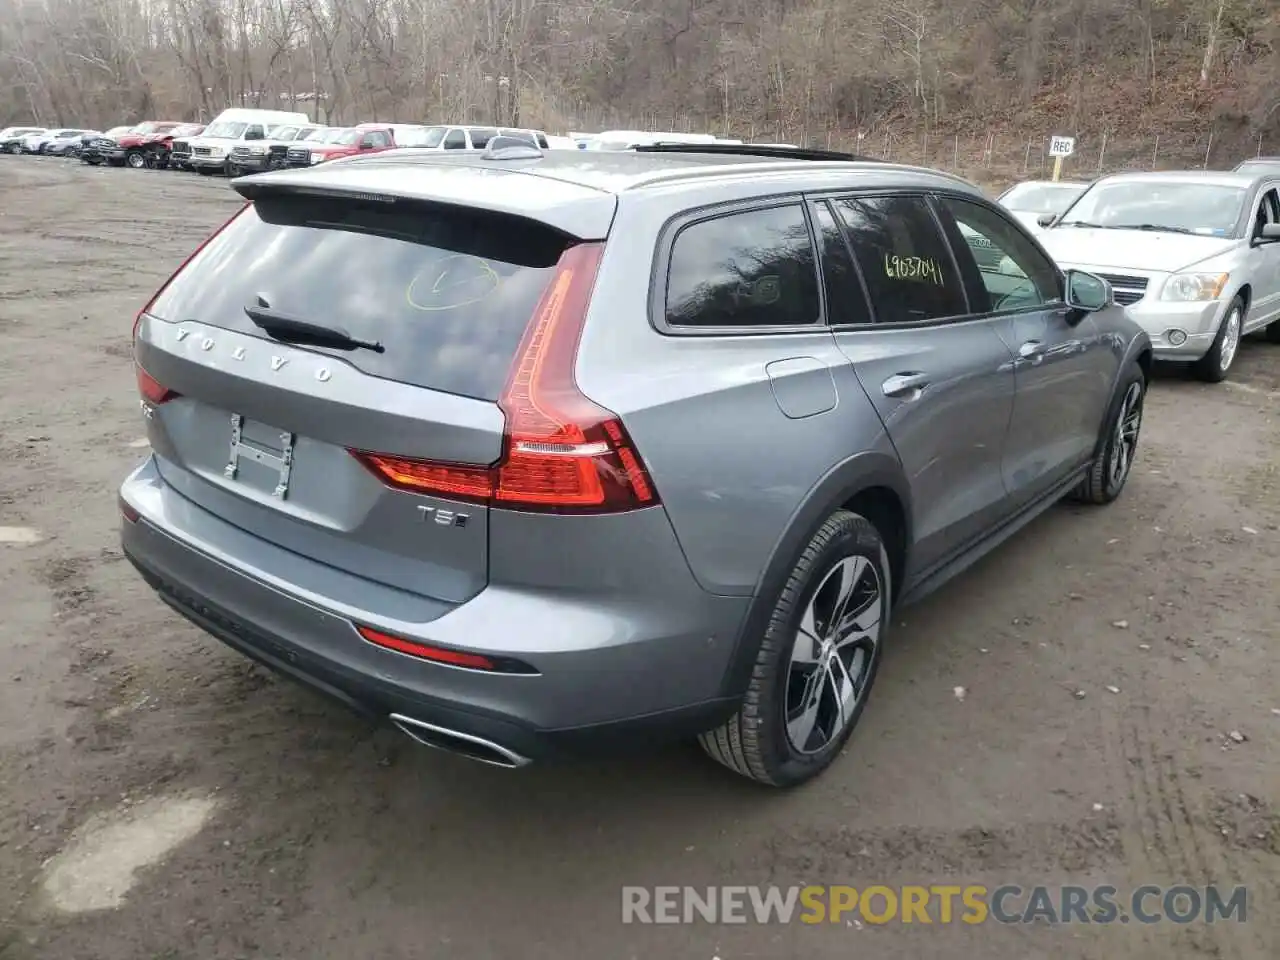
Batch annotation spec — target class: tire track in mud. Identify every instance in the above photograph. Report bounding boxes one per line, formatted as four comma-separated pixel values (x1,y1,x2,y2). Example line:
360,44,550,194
1107,704,1257,960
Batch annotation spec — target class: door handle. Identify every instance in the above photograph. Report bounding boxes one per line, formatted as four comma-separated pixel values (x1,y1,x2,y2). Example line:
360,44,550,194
881,372,930,399
1018,340,1045,361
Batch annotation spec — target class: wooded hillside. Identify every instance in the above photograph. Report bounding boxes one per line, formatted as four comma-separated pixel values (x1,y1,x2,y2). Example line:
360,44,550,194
2,0,1278,178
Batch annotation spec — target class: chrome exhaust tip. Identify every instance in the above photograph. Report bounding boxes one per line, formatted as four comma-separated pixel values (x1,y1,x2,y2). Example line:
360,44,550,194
389,713,531,769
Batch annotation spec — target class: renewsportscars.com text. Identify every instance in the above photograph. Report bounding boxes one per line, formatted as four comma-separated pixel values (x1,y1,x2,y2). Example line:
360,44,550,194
621,884,1248,925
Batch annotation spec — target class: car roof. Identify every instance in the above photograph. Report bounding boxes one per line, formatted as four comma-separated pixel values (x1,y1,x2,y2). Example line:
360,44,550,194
1093,170,1264,188
312,147,978,194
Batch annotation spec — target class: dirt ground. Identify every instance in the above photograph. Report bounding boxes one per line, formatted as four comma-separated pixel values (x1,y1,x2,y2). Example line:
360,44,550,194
0,158,1278,960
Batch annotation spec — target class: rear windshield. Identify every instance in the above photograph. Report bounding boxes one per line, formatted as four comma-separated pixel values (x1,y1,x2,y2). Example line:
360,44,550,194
999,182,1086,214
1235,160,1280,174
146,195,571,401
418,126,447,148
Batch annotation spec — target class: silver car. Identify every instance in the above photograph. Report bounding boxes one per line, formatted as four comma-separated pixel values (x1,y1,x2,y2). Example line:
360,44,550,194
1038,170,1280,381
120,145,1151,786
996,179,1090,233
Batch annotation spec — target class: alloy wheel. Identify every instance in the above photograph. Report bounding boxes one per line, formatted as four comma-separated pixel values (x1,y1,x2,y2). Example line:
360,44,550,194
127,152,146,169
1109,380,1144,488
785,555,883,755
1220,307,1241,372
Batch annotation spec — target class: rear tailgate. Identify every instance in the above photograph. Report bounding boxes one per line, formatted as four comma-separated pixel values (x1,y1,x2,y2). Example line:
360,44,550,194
135,169,616,609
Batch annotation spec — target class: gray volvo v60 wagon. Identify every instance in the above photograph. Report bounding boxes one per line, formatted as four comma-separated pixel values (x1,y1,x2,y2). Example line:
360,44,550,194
120,142,1152,786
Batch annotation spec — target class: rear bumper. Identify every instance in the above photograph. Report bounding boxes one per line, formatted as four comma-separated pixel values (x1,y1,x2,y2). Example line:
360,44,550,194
119,458,745,760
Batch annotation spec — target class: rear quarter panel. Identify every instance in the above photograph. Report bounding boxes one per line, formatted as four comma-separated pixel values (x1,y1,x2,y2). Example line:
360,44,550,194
575,183,899,598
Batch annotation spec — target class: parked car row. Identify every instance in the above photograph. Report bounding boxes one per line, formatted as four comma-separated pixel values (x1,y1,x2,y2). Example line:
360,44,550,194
4,115,762,174
1,126,101,156
143,108,578,176
993,156,1280,381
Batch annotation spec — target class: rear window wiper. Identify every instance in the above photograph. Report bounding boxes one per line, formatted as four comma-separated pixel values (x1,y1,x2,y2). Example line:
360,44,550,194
244,300,384,353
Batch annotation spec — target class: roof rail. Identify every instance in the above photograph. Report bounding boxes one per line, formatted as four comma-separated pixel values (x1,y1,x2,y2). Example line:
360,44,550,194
634,142,874,162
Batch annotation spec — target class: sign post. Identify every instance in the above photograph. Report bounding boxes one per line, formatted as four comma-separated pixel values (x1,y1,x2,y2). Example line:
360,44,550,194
1048,135,1076,181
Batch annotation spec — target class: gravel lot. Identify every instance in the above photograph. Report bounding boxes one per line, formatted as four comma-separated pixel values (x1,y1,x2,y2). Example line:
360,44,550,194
1,158,1278,959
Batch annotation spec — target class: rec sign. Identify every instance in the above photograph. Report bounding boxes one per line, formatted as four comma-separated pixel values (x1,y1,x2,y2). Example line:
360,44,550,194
1049,135,1076,158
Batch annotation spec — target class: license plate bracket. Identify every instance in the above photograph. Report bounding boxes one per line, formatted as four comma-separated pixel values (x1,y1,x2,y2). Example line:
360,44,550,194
224,414,295,499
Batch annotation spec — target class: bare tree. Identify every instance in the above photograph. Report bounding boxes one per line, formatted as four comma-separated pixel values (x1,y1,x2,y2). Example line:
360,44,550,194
0,0,1274,168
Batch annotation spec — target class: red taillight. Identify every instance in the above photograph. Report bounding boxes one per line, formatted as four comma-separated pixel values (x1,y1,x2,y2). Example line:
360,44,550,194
352,241,660,513
136,365,178,405
133,202,251,343
356,624,498,671
119,496,140,523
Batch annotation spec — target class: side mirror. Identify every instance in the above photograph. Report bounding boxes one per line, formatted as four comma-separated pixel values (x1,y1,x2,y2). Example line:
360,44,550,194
1036,212,1057,228
1258,223,1280,243
1064,269,1112,312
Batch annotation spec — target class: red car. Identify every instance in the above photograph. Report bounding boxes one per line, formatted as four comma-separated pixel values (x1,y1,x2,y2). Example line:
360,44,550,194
96,121,185,168
142,122,205,169
288,125,396,167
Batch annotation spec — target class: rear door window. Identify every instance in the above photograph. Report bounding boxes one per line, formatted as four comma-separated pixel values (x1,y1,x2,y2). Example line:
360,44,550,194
145,196,572,401
443,129,467,149
812,201,872,326
665,204,820,329
831,194,968,324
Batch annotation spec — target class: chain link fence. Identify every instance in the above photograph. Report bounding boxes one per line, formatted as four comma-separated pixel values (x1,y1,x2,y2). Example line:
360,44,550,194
553,103,1271,193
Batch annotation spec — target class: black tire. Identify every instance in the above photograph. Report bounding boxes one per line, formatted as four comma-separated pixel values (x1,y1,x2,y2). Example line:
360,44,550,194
699,509,890,787
196,167,216,176
4,143,19,155
125,149,146,169
1073,362,1145,505
1193,295,1244,383
1265,320,1280,344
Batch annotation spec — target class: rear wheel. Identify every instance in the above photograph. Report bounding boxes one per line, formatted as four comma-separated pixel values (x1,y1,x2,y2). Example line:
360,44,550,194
1193,296,1244,382
699,509,889,787
125,149,146,169
1073,363,1145,505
